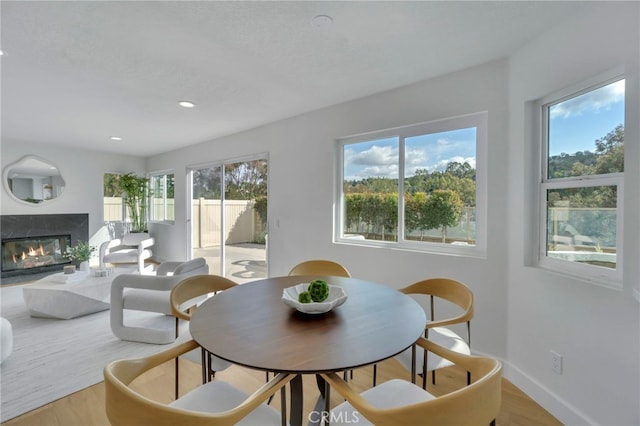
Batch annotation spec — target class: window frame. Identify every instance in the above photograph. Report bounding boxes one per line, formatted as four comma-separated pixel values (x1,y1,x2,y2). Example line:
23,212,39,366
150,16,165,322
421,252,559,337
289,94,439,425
537,73,625,287
335,111,488,258
149,171,175,224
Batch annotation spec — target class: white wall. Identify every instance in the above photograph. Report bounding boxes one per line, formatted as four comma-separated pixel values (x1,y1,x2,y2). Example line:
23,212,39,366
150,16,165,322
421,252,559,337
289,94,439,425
507,3,640,425
1,141,147,253
148,58,510,367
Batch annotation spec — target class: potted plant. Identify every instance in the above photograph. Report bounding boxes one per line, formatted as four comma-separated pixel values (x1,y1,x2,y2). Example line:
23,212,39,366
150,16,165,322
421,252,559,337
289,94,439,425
65,241,96,271
118,173,150,233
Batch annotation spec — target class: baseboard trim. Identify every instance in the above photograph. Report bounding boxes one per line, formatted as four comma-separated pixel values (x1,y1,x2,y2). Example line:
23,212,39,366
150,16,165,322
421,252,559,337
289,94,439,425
473,349,595,425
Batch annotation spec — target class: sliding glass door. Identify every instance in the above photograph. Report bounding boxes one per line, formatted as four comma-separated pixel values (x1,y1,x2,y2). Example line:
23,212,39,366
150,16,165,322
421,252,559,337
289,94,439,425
189,156,268,283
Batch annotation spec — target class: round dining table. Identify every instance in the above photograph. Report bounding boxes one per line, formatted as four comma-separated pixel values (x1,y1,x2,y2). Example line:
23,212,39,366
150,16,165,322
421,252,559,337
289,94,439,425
190,275,426,426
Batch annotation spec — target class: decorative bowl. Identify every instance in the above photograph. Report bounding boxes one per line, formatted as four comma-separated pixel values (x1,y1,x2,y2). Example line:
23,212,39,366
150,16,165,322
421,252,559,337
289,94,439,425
282,283,347,314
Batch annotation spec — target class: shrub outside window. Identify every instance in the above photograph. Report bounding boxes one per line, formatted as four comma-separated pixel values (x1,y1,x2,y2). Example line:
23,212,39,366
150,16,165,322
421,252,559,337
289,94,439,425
336,112,487,257
539,77,624,285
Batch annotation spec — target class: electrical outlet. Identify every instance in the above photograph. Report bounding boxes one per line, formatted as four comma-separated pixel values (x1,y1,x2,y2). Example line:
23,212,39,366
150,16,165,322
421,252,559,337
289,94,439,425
551,350,563,375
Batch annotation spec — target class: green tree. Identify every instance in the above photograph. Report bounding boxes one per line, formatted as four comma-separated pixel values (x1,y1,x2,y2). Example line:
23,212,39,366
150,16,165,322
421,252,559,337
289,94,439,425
445,161,475,180
119,173,150,233
193,168,221,199
423,189,463,243
103,173,122,197
378,193,398,241
405,192,428,239
225,160,267,200
594,124,624,174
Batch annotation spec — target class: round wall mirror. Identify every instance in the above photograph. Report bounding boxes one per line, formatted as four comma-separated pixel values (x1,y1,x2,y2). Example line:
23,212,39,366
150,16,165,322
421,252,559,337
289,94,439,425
3,155,65,204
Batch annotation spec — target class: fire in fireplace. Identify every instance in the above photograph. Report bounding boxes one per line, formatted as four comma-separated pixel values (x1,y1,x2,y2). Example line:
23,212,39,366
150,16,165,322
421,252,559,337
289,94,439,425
1,235,72,273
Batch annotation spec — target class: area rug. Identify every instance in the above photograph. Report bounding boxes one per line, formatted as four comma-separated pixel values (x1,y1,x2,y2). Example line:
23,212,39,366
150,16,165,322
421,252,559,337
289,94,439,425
0,284,188,422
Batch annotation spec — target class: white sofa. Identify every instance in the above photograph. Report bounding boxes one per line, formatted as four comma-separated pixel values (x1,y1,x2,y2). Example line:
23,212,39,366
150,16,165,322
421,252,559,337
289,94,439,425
110,258,209,344
99,232,155,273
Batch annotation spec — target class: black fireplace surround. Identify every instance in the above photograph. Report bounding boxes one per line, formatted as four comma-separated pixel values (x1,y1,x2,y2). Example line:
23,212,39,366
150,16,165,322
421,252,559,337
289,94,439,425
1,214,89,280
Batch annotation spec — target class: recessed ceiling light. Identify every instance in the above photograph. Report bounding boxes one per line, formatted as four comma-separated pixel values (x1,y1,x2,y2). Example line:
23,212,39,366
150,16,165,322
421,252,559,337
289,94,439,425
110,136,122,141
311,14,333,28
178,101,196,108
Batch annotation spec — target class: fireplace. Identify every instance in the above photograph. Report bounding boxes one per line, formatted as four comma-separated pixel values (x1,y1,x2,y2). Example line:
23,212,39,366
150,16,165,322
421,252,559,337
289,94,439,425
1,214,89,281
2,235,72,273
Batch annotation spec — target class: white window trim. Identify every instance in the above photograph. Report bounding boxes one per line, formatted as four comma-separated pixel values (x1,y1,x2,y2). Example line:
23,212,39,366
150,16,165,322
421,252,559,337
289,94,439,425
334,112,488,259
536,71,625,288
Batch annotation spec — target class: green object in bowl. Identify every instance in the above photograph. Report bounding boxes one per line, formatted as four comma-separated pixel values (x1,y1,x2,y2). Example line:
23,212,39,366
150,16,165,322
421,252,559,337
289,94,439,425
298,291,312,303
308,279,329,302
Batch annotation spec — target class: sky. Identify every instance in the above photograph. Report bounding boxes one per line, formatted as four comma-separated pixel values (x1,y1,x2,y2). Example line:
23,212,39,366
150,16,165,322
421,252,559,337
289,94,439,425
548,79,625,156
343,128,476,181
344,79,624,181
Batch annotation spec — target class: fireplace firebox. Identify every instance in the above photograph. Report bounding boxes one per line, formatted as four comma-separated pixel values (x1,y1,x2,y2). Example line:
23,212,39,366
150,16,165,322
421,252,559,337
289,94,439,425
1,213,89,281
1,235,72,273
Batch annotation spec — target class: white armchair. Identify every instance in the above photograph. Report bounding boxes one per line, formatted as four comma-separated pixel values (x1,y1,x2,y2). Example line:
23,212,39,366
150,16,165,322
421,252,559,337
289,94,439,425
110,257,209,344
99,233,154,273
1,317,12,364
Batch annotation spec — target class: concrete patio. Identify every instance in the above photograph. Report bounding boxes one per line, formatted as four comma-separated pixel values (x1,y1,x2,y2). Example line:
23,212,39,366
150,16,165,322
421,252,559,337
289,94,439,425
193,243,267,284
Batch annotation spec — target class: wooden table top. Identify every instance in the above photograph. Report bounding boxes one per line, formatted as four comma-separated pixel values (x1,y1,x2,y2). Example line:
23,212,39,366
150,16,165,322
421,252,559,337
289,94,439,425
190,275,426,374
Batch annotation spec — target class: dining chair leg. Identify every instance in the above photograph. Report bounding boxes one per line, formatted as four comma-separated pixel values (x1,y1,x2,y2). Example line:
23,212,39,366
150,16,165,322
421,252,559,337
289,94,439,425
372,364,377,386
175,317,181,399
280,386,287,426
201,348,207,384
422,348,428,390
324,379,331,426
174,357,179,400
209,355,217,382
267,372,275,405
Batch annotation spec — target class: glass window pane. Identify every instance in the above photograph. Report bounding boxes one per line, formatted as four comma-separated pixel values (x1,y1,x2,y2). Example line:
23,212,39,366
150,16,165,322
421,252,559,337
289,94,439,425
103,173,124,221
547,80,625,179
404,128,476,245
166,174,174,221
546,186,617,269
149,174,174,222
151,175,165,221
343,138,399,242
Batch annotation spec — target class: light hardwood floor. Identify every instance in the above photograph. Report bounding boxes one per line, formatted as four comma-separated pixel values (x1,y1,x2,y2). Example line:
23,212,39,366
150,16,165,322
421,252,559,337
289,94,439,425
2,354,562,426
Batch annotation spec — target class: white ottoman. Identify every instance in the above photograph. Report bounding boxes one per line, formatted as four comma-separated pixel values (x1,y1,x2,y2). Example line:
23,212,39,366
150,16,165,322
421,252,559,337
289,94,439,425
1,317,13,363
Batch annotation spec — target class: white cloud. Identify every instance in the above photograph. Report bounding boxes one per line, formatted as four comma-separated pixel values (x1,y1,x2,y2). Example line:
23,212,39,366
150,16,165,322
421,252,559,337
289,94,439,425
344,144,399,179
348,144,397,166
360,164,399,178
550,79,624,119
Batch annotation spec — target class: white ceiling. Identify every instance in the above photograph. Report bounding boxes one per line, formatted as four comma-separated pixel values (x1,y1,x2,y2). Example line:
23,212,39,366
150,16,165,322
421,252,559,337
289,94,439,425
1,1,592,157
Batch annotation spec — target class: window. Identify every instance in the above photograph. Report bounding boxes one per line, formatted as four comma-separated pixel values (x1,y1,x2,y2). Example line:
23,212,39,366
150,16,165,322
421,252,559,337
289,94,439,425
336,112,487,256
149,172,175,223
539,76,624,284
103,173,125,221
